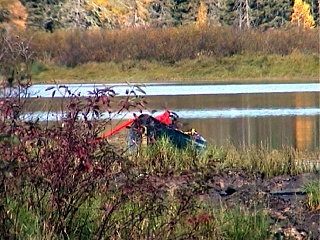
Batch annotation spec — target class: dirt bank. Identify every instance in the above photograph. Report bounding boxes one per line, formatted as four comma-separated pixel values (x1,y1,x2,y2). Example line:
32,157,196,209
136,170,320,239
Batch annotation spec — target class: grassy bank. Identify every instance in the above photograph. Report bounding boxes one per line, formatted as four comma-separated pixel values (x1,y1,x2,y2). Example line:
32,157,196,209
31,54,319,84
1,134,319,238
1,26,318,85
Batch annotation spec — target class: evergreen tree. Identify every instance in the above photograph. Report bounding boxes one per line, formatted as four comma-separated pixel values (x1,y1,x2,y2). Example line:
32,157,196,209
21,0,66,30
170,0,197,26
148,0,198,27
218,0,293,29
250,0,292,29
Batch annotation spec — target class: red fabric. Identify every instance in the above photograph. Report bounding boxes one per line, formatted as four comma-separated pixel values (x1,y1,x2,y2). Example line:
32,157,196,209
101,110,171,139
101,118,135,139
155,110,171,125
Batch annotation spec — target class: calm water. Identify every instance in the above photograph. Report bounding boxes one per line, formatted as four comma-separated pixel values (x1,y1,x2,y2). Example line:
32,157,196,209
23,83,320,97
21,83,320,150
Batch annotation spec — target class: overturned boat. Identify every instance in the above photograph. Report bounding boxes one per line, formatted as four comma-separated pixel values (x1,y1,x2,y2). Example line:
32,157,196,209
100,110,207,152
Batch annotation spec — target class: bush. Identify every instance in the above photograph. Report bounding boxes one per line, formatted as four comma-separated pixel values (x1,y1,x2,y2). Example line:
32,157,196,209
18,26,319,67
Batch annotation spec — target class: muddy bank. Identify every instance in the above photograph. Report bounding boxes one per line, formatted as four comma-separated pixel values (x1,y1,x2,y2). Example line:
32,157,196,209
134,170,320,239
104,131,320,238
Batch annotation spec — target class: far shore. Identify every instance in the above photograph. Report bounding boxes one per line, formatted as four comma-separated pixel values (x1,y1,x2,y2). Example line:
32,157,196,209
28,54,319,85
30,77,320,85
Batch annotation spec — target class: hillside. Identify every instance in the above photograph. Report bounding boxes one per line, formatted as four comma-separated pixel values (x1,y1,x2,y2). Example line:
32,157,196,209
0,0,319,31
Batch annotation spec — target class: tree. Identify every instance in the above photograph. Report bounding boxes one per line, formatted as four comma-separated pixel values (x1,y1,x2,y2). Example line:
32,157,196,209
0,0,27,30
204,0,222,26
218,0,252,29
197,1,207,26
303,0,319,25
250,0,292,29
171,0,197,26
21,0,65,30
291,0,316,28
0,30,34,116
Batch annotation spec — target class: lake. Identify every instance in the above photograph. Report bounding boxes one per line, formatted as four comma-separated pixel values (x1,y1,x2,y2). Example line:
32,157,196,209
20,83,320,150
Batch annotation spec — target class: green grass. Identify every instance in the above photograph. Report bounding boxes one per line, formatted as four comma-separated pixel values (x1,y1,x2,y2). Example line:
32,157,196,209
3,189,270,239
205,144,320,178
217,206,270,240
31,54,319,84
128,138,319,178
129,137,203,175
304,180,320,211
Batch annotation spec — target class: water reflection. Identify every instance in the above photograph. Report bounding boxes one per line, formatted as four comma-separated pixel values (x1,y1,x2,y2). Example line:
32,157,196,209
294,94,319,150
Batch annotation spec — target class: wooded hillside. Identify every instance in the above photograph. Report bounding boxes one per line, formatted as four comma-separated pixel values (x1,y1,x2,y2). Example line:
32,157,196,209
0,0,319,30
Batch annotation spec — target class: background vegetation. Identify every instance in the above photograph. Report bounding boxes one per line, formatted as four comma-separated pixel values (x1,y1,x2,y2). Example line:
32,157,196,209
0,0,319,30
0,0,318,83
0,25,318,83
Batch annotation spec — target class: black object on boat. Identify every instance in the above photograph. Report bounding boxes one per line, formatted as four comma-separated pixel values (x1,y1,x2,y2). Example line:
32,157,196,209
127,113,207,152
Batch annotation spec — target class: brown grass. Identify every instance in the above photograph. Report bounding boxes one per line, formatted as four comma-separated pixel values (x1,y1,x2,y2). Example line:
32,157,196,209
24,26,319,66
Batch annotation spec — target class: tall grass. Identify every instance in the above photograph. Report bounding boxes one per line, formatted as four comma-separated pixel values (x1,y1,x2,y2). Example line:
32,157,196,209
217,206,270,240
129,138,319,178
304,180,320,211
1,186,271,239
28,26,318,66
205,144,320,178
129,137,205,175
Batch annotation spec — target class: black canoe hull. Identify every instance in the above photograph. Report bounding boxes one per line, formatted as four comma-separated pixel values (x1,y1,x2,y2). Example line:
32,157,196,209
127,114,207,152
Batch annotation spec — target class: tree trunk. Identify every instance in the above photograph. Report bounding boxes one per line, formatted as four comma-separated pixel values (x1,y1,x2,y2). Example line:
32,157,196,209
245,0,250,28
318,0,320,24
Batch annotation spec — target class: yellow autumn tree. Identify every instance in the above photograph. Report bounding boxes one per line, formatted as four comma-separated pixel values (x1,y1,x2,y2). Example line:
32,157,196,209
0,0,27,29
86,0,152,27
291,0,315,29
197,1,207,27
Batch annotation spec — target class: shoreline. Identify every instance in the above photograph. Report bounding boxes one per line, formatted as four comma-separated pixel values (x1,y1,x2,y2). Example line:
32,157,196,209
31,76,320,85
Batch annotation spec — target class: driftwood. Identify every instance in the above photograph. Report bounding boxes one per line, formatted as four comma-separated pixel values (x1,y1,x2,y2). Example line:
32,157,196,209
269,189,306,196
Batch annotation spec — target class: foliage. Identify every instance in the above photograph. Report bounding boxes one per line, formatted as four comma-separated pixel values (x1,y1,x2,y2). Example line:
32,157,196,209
0,0,27,29
304,180,320,211
219,0,293,29
23,26,319,68
0,29,33,122
197,1,207,26
205,144,320,178
2,0,319,30
0,56,152,238
219,206,270,240
0,29,33,84
291,0,316,29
